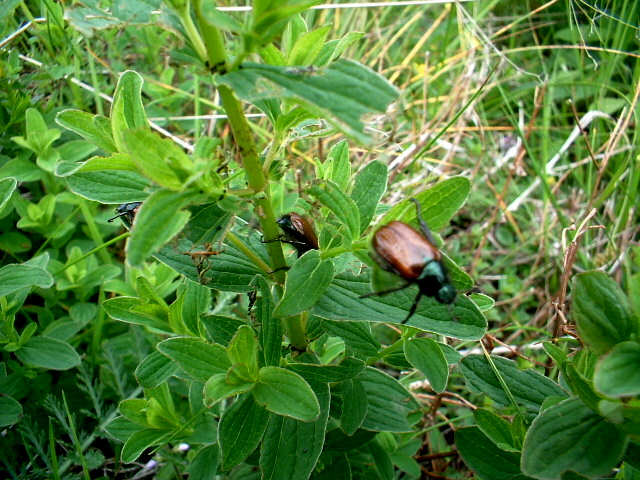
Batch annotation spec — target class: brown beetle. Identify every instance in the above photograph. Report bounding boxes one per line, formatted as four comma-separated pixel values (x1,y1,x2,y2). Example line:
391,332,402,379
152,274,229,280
363,198,456,323
274,213,319,255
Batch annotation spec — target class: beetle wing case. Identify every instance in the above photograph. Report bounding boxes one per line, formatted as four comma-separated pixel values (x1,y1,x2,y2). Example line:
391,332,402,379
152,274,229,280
372,221,441,280
288,213,319,250
276,213,319,255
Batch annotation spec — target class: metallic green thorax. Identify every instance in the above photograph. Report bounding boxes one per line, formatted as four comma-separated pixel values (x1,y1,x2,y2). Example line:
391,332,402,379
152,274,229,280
418,259,456,305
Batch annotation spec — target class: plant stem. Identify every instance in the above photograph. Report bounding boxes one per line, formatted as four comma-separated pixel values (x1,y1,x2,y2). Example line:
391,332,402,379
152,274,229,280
217,81,307,348
193,0,227,71
217,85,288,281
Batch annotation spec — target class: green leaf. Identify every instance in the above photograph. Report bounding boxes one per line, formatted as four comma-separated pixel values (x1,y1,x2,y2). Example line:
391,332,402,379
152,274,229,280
197,4,242,32
152,243,200,284
439,342,462,365
111,70,149,152
123,129,192,190
359,367,420,432
218,59,400,144
563,363,602,411
103,297,170,331
274,250,335,316
119,399,149,427
308,181,360,242
521,397,628,479
542,342,602,411
0,0,22,19
126,190,193,267
287,357,365,383
253,366,320,421
288,26,330,65
56,110,117,152
219,394,270,470
135,351,180,388
202,315,249,346
460,355,568,418
316,32,365,66
186,445,220,479
103,416,144,443
473,408,517,452
573,272,638,355
321,319,380,357
366,440,394,479
157,337,230,382
255,276,283,366
380,176,471,232
339,378,367,435
404,337,449,393
324,428,377,452
0,158,45,183
121,428,172,464
0,264,53,297
204,373,254,406
350,160,387,234
228,325,259,381
542,341,568,367
315,272,486,340
0,396,23,427
203,234,270,292
178,281,210,335
15,336,81,370
594,341,640,397
323,140,350,192
65,169,150,203
470,292,495,312
0,177,17,212
260,381,330,480
247,0,323,53
61,153,139,175
11,108,61,155
456,427,528,480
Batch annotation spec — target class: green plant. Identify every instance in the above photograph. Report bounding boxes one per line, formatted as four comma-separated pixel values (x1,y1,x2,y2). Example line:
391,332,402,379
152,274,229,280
456,270,640,479
2,0,640,479
3,1,489,477
44,1,490,475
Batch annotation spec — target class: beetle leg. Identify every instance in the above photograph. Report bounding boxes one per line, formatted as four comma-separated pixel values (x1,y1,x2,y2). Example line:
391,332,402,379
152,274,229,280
261,235,286,244
269,265,291,274
447,303,459,322
410,198,437,244
402,290,424,324
262,236,309,248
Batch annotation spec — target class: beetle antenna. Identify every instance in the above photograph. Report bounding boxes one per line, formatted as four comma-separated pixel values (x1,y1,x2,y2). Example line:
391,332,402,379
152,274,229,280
107,212,127,223
409,198,436,244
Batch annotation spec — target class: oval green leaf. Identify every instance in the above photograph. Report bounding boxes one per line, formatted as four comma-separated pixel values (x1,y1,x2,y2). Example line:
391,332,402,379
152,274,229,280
253,366,320,421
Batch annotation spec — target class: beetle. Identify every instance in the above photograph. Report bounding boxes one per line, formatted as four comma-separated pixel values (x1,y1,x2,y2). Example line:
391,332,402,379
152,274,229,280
107,202,142,228
362,198,456,324
266,212,319,255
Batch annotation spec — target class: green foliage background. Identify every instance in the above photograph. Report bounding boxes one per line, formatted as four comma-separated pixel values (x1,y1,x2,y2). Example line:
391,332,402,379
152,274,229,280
1,1,639,479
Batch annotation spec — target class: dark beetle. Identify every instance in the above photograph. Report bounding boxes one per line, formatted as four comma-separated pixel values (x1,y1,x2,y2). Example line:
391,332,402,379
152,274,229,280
274,213,319,255
108,202,142,228
363,198,456,323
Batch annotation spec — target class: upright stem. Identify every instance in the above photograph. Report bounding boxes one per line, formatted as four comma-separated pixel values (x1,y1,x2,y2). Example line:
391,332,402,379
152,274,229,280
219,86,308,349
193,13,307,349
217,85,288,279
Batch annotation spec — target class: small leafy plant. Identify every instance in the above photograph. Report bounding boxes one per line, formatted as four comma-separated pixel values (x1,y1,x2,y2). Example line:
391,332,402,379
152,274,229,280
2,1,639,479
456,271,640,479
